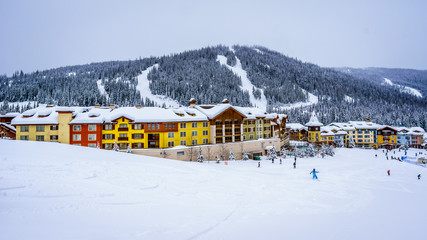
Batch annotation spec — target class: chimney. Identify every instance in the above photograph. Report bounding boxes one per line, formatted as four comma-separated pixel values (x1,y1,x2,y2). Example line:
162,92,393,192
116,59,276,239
136,104,142,109
109,104,115,109
95,104,101,108
366,118,370,122
222,98,229,104
189,98,197,108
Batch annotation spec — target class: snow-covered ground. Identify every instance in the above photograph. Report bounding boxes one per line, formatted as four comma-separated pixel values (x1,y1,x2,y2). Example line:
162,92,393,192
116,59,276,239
217,55,268,111
1,139,426,240
384,78,423,98
136,64,180,108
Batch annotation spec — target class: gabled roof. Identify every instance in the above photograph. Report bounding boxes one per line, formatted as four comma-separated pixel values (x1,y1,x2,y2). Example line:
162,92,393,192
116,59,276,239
377,126,398,131
0,122,16,132
306,112,323,127
195,104,247,119
286,123,306,131
12,105,88,125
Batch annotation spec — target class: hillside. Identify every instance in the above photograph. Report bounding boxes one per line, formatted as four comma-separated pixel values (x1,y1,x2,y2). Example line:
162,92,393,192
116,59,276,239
1,139,426,239
1,45,426,128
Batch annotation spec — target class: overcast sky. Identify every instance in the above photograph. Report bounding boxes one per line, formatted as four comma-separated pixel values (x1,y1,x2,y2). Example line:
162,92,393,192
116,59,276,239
1,0,427,76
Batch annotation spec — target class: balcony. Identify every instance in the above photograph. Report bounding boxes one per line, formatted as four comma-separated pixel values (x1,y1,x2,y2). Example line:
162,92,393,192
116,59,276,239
118,128,129,132
118,137,128,141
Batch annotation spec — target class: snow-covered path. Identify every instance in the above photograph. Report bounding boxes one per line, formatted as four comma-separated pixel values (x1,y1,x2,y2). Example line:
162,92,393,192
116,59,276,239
1,140,426,240
136,64,180,107
276,89,319,110
217,55,267,111
384,78,423,98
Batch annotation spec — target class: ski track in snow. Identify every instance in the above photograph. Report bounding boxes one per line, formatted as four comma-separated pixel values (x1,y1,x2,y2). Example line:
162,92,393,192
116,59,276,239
136,64,180,107
217,55,267,111
276,89,319,110
384,78,423,98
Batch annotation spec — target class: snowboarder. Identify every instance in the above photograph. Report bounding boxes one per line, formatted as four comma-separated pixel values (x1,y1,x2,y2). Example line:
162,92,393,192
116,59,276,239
387,170,390,176
310,168,319,180
258,162,260,168
280,159,282,164
293,162,296,169
418,174,421,180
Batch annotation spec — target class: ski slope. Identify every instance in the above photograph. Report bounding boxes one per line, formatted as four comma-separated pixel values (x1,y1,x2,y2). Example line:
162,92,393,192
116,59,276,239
384,78,423,98
217,55,268,111
136,64,180,107
276,89,319,110
1,139,426,240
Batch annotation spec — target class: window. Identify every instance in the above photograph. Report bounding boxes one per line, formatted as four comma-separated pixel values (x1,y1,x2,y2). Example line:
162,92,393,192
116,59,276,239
192,131,197,137
103,143,113,149
234,119,241,124
180,132,186,137
133,124,143,130
203,122,208,128
36,135,44,141
36,126,45,132
168,141,174,147
88,125,97,131
104,124,113,130
132,143,144,149
180,140,186,146
264,120,270,124
119,143,128,149
168,132,174,138
215,120,222,125
358,135,363,138
103,134,114,140
20,126,29,132
50,125,58,130
73,125,81,131
191,139,197,145
156,124,160,130
192,122,197,128
88,143,97,148
180,123,186,129
203,138,208,144
50,135,58,140
147,124,151,130
20,135,29,140
250,135,254,140
177,151,185,156
73,134,81,141
88,134,97,141
203,130,208,136
133,134,143,139
120,124,127,128
119,133,127,138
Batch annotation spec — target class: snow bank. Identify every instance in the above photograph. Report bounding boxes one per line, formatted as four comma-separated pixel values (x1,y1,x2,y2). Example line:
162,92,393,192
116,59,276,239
1,139,427,240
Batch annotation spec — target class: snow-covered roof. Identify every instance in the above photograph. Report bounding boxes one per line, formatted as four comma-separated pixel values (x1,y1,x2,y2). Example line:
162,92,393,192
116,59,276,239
195,104,247,119
0,122,16,131
410,127,425,133
0,112,20,118
348,121,381,129
286,123,306,131
11,106,86,125
305,112,323,127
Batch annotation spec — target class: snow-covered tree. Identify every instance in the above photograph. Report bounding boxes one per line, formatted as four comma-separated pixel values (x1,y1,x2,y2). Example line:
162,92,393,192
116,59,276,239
216,155,220,164
126,145,132,153
197,147,204,163
229,149,236,161
271,146,277,160
305,144,316,157
242,149,249,161
348,136,355,148
112,141,119,152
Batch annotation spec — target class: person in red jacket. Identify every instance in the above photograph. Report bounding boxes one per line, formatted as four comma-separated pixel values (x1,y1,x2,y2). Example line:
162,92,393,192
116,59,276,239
387,170,390,176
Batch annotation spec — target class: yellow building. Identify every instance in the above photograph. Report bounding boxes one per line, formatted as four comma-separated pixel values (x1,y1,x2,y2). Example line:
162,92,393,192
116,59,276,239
377,126,398,149
306,112,323,143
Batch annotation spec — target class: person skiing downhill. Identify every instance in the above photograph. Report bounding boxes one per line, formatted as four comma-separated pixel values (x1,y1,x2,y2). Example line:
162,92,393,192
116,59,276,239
293,162,296,169
387,170,390,176
258,162,260,168
310,168,319,180
280,159,282,164
418,174,421,180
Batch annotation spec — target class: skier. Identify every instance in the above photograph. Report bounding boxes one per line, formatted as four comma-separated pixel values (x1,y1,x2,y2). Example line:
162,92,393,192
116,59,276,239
375,154,377,157
310,168,319,180
280,159,282,164
387,170,390,176
293,162,296,169
294,156,296,162
258,162,260,168
272,158,274,164
418,174,421,180
386,156,389,160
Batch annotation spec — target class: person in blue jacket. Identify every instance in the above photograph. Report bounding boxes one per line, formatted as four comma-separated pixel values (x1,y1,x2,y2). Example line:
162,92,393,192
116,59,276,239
310,168,319,180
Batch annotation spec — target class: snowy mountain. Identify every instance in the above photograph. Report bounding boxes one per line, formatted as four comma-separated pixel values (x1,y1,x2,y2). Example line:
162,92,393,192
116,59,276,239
1,139,427,240
1,45,426,128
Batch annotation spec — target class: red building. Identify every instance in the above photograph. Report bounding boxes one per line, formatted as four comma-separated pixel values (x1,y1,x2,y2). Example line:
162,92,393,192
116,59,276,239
0,122,16,139
69,123,102,148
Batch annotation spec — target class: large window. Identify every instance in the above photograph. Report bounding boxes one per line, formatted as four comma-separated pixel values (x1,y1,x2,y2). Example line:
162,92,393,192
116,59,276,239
180,132,186,137
202,122,208,128
104,124,114,130
36,126,45,132
88,134,97,141
133,124,143,130
73,125,81,131
119,124,127,128
191,139,197,145
133,134,143,139
73,134,81,141
20,126,29,132
103,134,114,140
192,131,197,137
168,141,174,147
203,130,208,136
180,140,186,146
36,135,44,141
180,123,186,129
168,132,174,138
20,135,29,140
88,125,97,131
